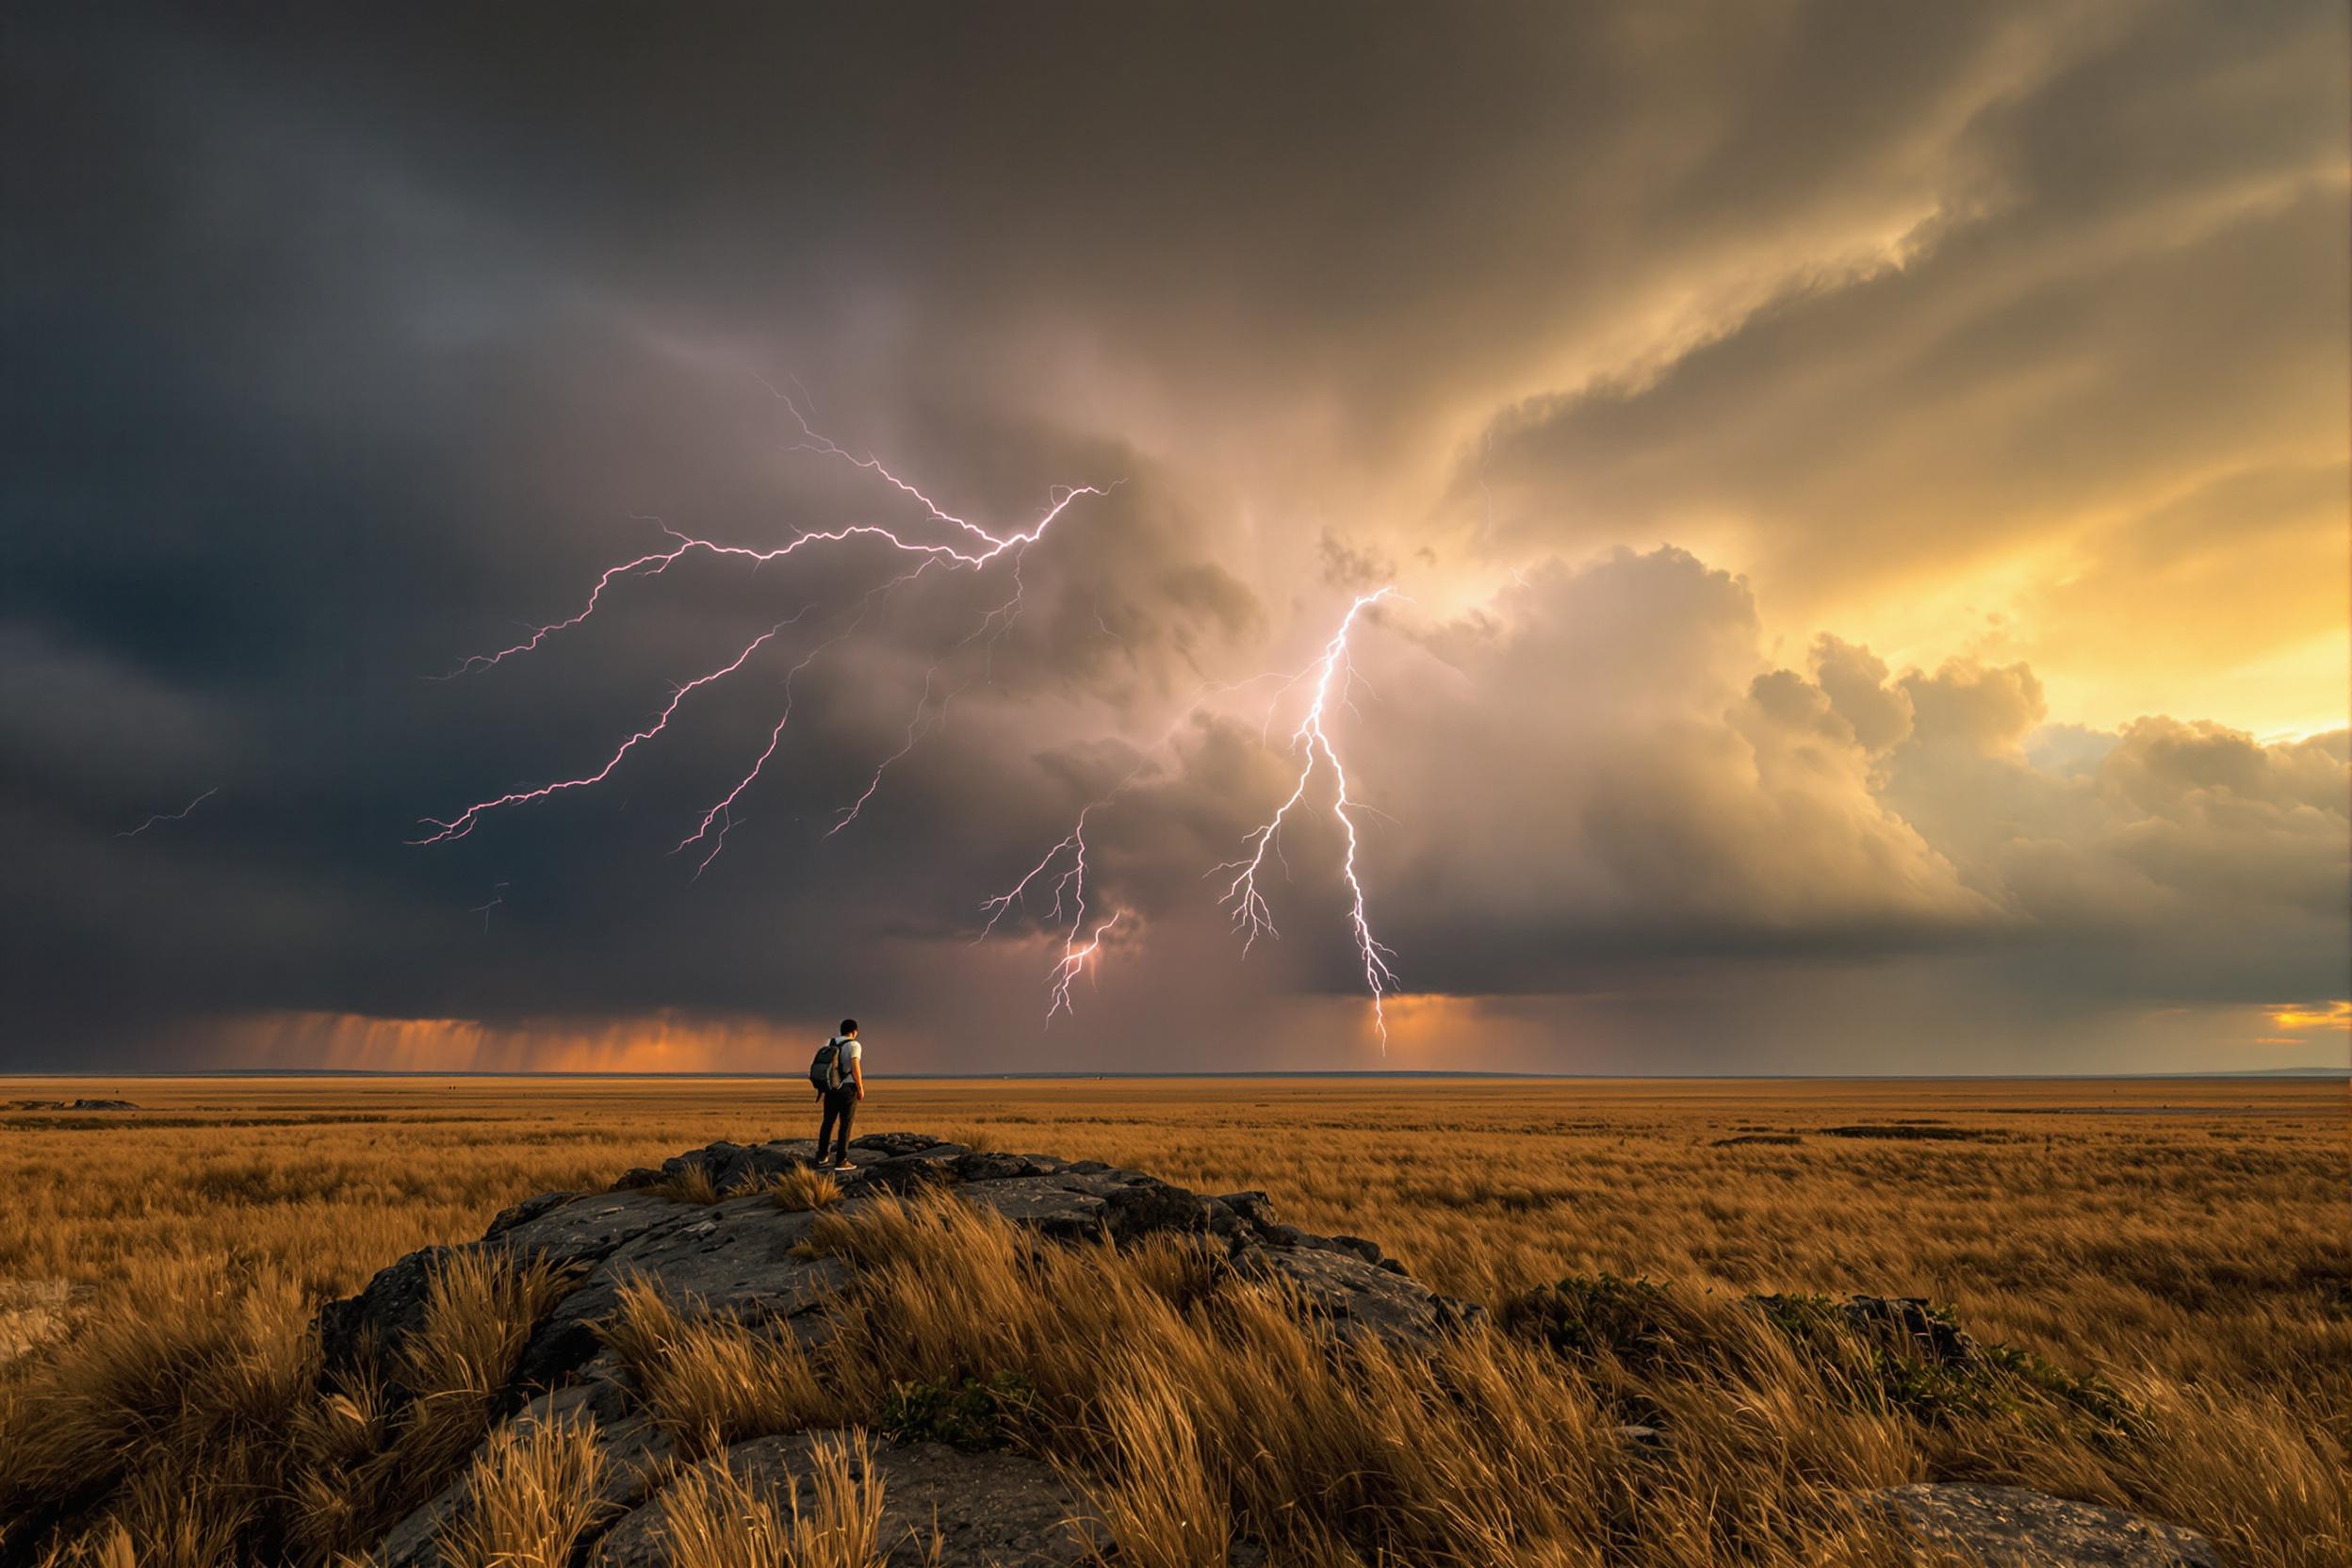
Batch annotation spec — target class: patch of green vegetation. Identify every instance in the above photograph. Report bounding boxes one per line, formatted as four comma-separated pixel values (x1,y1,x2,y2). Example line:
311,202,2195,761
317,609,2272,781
1748,1293,2135,1434
879,1371,1040,1451
1504,1279,2135,1439
1979,1343,2136,1429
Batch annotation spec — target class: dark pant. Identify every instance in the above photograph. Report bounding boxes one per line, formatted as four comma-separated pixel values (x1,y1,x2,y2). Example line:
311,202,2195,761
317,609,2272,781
816,1086,857,1164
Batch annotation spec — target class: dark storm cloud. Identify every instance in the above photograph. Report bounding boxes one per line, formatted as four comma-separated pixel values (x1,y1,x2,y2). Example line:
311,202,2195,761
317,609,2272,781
1,2,2342,1069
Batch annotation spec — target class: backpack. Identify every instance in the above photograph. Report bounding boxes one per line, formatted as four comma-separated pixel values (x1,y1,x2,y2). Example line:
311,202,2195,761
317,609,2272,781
808,1037,846,1094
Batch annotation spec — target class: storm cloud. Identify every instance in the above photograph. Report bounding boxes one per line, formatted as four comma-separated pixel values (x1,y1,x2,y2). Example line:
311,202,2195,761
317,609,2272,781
2,2,2344,1070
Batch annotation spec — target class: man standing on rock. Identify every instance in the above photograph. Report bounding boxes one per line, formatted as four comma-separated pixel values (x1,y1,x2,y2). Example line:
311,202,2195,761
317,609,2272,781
814,1019,864,1173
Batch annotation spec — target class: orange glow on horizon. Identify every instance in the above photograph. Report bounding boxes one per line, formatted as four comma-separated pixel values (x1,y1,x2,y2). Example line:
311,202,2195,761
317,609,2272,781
216,1010,820,1074
2265,1000,2352,1032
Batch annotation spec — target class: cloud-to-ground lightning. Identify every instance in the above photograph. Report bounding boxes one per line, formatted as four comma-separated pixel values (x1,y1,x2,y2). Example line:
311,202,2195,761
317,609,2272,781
118,788,218,839
976,612,1405,1034
1217,588,1400,1044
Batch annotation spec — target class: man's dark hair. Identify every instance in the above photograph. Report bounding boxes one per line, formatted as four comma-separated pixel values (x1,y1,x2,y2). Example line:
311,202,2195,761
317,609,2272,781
840,1019,858,1036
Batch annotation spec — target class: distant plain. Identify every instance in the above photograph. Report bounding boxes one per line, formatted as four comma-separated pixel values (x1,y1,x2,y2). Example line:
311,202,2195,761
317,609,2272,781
3,1073,2336,1374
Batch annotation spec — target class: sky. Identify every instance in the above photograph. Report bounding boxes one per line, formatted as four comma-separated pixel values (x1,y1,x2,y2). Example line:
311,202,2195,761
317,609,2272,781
3,2,2346,1075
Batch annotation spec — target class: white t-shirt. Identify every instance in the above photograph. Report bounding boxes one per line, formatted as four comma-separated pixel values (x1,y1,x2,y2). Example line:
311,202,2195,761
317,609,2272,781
832,1036,861,1082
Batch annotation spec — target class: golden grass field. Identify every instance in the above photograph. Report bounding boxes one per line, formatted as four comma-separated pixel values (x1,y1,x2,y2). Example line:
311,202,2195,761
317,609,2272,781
0,1074,2343,1566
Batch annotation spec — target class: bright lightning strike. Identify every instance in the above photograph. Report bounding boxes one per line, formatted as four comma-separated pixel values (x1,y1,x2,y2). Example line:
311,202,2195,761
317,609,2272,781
418,390,1109,862
1216,587,1400,1045
977,595,1403,1040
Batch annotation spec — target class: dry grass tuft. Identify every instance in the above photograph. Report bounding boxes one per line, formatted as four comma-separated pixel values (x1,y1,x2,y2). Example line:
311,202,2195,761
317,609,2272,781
653,1164,724,1205
764,1167,842,1213
600,1280,840,1462
434,1412,611,1568
654,1430,887,1568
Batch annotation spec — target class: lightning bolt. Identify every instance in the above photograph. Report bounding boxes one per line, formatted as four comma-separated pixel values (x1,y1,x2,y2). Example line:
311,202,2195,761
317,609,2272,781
1216,588,1399,1045
978,796,1129,1021
418,389,1108,861
976,603,1401,1038
413,613,810,844
118,788,218,839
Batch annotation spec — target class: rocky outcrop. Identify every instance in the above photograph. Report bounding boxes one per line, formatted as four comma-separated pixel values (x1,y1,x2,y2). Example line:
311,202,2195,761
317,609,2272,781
1861,1484,2222,1568
316,1133,1480,1567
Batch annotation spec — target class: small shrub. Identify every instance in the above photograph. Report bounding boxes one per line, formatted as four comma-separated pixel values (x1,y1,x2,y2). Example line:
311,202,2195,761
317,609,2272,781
1982,1343,2138,1431
1751,1293,2136,1432
879,1370,1039,1452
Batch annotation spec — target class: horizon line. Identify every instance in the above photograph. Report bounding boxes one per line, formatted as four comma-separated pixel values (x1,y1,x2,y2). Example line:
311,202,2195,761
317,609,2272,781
4,1067,2344,1082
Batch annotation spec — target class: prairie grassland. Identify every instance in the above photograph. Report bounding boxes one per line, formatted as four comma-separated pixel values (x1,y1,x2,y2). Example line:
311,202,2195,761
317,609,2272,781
0,1075,2342,1564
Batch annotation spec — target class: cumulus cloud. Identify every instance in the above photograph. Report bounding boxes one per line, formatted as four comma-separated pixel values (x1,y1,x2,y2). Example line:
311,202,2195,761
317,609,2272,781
1051,547,2346,1018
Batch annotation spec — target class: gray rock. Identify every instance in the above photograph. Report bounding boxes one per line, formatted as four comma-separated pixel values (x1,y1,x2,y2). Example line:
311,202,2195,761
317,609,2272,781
955,1172,1117,1237
953,1152,1071,1183
533,1195,841,1347
1861,1484,2221,1568
311,1131,1492,1567
1213,1190,1273,1225
589,1429,1097,1567
1237,1241,1481,1342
